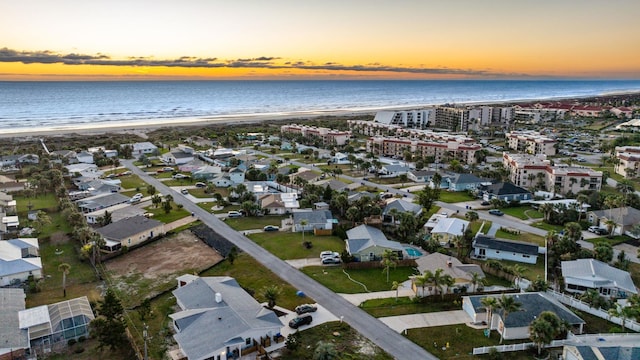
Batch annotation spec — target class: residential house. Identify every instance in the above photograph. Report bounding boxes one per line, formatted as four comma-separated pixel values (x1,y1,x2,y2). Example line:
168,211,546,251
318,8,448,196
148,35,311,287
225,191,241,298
1,214,19,233
0,154,39,168
429,218,470,246
561,258,638,299
259,194,287,215
88,146,118,158
423,213,448,232
18,296,95,355
291,170,320,184
84,203,145,225
76,193,130,213
192,165,222,181
472,234,539,264
444,173,487,192
323,179,349,192
383,199,422,222
76,179,121,195
66,163,103,183
211,174,234,188
462,292,584,340
379,164,411,177
292,209,333,232
0,175,25,193
413,253,484,296
345,225,404,262
162,150,195,165
408,169,436,183
128,142,158,157
0,288,29,360
313,202,330,210
587,206,640,237
228,167,245,184
563,345,640,360
0,238,42,286
50,150,76,162
329,152,350,165
480,182,532,203
96,215,165,251
169,276,283,360
74,151,94,164
615,146,640,178
0,192,17,213
347,191,376,204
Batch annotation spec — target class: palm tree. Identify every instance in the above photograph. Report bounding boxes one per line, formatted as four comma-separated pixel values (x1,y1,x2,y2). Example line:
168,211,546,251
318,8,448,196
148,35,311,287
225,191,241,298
529,311,563,355
605,219,617,238
414,271,433,297
496,295,522,343
509,264,526,289
299,219,309,244
465,211,479,222
608,305,636,331
380,249,398,283
576,194,589,221
469,272,484,293
391,281,403,301
313,341,338,360
58,263,71,297
431,268,453,299
261,285,281,309
480,296,497,325
539,203,555,222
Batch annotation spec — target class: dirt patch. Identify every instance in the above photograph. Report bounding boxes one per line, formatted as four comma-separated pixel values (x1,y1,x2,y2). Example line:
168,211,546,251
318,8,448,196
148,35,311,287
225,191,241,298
105,231,223,306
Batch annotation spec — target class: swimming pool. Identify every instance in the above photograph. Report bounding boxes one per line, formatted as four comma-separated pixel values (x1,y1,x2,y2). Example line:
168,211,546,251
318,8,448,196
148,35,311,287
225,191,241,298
405,247,423,257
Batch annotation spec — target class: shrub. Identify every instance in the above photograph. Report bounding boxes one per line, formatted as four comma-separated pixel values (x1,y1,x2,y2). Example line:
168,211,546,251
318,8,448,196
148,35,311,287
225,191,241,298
67,339,77,347
78,336,86,343
74,347,85,354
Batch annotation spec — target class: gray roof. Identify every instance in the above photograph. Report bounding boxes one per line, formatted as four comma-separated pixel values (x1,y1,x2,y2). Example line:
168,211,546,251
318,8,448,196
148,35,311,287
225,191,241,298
409,170,436,178
348,191,376,203
598,347,640,360
383,199,422,215
383,164,411,172
0,259,41,277
561,259,637,294
0,288,29,350
483,182,531,196
96,215,163,241
448,173,484,184
346,225,404,254
325,179,348,191
473,234,539,256
131,142,157,151
170,277,282,360
293,210,333,226
466,292,584,328
574,346,598,360
77,193,130,211
171,150,193,159
589,207,640,226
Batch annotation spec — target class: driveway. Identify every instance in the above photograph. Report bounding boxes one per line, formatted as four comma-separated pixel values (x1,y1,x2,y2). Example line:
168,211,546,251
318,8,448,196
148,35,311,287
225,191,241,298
379,310,471,333
286,258,322,269
122,160,438,360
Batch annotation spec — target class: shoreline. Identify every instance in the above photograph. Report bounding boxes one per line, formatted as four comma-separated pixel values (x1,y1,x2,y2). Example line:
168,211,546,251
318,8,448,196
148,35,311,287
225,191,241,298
2,90,639,139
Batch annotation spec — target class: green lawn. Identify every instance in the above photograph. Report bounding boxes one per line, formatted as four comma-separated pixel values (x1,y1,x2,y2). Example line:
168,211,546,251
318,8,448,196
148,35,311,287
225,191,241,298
127,289,178,360
494,229,545,246
500,206,543,220
584,235,631,246
16,193,58,212
532,221,565,233
144,206,190,223
223,215,288,231
470,220,492,235
118,174,148,190
439,191,475,203
38,212,74,237
493,257,545,282
361,297,462,318
301,266,418,293
249,232,345,259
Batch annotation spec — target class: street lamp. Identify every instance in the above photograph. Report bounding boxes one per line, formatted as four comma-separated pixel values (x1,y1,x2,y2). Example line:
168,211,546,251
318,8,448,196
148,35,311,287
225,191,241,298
143,323,148,360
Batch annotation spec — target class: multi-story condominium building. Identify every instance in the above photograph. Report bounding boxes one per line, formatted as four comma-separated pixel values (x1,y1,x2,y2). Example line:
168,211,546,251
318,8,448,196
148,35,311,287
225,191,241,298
492,106,514,123
280,124,351,146
503,153,602,194
373,110,435,129
615,146,640,178
434,107,471,131
507,131,557,155
348,120,476,144
367,137,482,164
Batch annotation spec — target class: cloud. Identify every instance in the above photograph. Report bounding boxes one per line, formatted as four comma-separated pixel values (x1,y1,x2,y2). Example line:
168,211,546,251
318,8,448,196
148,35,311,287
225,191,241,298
0,47,520,76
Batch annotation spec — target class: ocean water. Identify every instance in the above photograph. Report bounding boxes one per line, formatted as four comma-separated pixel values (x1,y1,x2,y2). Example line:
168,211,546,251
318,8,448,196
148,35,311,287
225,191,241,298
1,80,640,132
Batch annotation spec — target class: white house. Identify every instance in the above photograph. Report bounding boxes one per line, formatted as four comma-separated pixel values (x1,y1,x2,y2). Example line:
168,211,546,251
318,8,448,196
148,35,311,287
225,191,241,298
74,151,94,164
162,150,194,165
379,164,411,177
0,238,42,286
129,142,158,157
429,217,470,246
292,209,333,232
561,258,638,299
472,234,539,264
169,276,284,360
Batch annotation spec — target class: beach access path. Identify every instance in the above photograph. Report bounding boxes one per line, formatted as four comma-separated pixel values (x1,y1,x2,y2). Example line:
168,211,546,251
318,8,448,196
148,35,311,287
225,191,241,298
122,159,438,360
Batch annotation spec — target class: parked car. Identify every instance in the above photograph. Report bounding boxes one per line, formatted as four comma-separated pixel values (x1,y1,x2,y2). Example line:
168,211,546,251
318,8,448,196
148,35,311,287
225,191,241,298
594,228,608,235
288,315,313,329
320,251,339,259
321,257,341,265
588,226,599,233
263,225,280,232
294,304,318,315
172,173,189,179
121,171,132,176
181,189,189,195
227,211,242,218
163,167,174,172
480,201,490,206
488,209,504,216
195,182,207,188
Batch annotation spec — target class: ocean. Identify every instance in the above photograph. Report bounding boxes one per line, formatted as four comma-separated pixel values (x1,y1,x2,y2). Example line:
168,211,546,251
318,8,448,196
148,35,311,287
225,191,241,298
1,80,640,133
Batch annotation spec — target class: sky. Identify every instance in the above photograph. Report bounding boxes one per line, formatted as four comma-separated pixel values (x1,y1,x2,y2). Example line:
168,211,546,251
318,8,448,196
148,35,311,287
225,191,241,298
1,0,639,80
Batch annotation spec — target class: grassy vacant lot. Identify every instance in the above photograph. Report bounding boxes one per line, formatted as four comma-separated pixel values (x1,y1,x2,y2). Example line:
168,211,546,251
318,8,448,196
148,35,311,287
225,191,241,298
494,229,545,246
224,215,288,231
301,266,418,293
118,174,148,190
284,321,393,360
584,235,630,246
144,206,190,223
469,220,491,235
498,257,545,282
439,191,475,203
16,193,58,213
532,221,565,233
500,206,543,220
249,232,345,259
361,296,462,318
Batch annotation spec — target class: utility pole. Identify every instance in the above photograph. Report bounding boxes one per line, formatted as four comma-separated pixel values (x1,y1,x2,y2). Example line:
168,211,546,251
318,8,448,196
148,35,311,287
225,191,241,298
143,323,148,360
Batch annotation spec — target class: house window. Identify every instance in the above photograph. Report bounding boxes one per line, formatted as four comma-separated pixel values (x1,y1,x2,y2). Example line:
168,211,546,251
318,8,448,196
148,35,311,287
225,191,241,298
523,255,530,258
495,251,500,254
245,338,251,345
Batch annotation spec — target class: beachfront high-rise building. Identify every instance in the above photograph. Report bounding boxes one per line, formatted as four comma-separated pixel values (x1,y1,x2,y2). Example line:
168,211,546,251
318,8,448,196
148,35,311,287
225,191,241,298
367,137,482,164
615,146,640,178
373,110,435,129
280,124,351,146
506,131,557,156
348,120,476,144
502,153,602,194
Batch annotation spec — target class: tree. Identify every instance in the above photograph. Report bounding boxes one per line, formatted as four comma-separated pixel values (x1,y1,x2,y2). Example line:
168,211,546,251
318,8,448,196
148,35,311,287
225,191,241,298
146,184,156,195
496,295,522,343
594,242,613,262
137,298,152,321
465,211,479,222
58,263,70,297
416,187,439,212
98,210,112,227
564,222,583,242
608,305,637,331
469,271,484,293
480,296,497,324
261,285,281,309
399,173,408,187
604,219,617,238
391,281,403,301
313,341,338,360
299,219,308,244
91,288,126,351
380,249,398,283
162,199,173,214
539,203,555,222
151,194,162,208
414,271,433,297
431,268,454,299
227,246,238,265
614,250,630,271
32,210,51,234
530,311,563,355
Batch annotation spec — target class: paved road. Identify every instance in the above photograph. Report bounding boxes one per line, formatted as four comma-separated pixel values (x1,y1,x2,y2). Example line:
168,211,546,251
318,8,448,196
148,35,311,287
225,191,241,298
122,160,437,360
